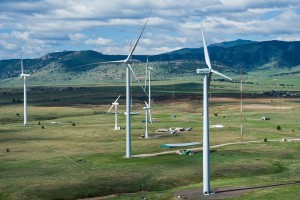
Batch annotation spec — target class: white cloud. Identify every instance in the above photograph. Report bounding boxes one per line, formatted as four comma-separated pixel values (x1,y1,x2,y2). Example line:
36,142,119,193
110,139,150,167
0,0,299,58
276,34,300,41
12,31,31,40
84,37,114,46
0,40,17,50
69,33,86,41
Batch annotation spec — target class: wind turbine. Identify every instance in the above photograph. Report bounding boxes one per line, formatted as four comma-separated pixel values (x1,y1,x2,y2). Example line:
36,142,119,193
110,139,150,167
19,52,30,126
75,11,151,158
144,57,153,123
107,95,121,130
143,101,150,138
196,24,232,195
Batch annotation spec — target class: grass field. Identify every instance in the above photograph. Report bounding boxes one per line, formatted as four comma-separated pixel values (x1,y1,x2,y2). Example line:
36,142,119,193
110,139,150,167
0,74,300,199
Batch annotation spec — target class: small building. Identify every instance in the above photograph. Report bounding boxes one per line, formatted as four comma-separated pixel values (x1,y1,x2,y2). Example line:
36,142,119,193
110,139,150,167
261,116,270,120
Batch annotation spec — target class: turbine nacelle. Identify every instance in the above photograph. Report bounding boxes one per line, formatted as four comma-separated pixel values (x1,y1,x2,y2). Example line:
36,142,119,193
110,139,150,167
196,68,232,81
18,74,30,81
20,74,30,77
124,58,130,64
196,68,211,75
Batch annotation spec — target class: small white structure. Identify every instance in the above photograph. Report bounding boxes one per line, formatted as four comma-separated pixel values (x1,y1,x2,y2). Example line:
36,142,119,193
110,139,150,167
161,142,201,148
175,127,185,132
210,125,225,128
155,129,168,133
260,116,270,120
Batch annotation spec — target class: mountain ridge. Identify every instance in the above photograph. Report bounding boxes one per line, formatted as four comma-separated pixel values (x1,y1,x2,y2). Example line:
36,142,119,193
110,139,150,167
0,39,299,81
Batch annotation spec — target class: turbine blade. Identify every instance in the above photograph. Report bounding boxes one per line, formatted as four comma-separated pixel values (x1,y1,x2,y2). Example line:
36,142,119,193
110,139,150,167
114,95,121,103
18,75,23,81
126,9,152,61
100,60,125,64
144,101,149,107
201,23,212,69
145,57,148,88
26,62,40,75
127,63,149,97
107,104,114,113
211,69,232,81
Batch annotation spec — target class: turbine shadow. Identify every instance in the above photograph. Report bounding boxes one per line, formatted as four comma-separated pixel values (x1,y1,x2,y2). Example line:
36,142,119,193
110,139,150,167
215,180,300,194
174,181,300,200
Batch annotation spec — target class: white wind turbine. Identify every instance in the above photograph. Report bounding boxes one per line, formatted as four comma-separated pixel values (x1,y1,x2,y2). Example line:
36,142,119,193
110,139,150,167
196,24,232,195
75,11,151,158
19,52,30,126
144,57,153,123
107,95,121,130
143,101,150,138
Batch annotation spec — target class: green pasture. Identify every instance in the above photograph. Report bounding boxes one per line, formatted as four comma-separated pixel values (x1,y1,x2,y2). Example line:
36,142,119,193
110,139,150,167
0,80,299,200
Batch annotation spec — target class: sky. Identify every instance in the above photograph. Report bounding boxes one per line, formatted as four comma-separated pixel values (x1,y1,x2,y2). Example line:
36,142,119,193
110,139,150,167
0,0,300,59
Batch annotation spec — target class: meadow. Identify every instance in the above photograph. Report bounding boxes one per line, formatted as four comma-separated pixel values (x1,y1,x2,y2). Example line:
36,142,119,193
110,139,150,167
0,72,300,199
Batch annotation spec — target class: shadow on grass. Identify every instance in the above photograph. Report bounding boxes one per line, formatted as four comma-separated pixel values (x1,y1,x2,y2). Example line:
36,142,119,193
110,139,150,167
174,181,300,200
215,180,300,193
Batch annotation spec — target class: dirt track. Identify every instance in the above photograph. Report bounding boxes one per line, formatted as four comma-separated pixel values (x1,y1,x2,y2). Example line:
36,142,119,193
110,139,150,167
132,139,300,158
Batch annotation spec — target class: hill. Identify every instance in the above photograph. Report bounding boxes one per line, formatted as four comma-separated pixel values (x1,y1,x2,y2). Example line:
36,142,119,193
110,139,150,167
210,39,256,48
0,40,300,85
151,40,300,70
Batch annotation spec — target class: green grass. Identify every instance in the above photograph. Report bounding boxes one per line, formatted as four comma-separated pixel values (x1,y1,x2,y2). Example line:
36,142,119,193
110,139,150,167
0,71,300,199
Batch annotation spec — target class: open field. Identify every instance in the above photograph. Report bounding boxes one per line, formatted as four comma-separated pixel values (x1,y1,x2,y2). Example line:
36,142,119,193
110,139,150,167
0,78,300,199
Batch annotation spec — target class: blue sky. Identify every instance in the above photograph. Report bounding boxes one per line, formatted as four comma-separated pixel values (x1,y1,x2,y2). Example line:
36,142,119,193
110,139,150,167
0,0,300,59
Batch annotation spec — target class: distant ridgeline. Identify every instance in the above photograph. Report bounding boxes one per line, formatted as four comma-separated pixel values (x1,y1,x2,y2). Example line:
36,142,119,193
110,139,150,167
1,39,300,80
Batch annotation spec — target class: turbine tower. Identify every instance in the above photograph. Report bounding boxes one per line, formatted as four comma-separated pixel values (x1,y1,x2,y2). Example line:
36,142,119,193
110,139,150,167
19,52,30,126
143,101,150,138
145,57,153,123
196,24,232,195
107,95,121,130
74,11,151,158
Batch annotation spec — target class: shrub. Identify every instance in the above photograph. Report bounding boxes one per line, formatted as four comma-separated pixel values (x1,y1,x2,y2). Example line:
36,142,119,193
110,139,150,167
277,125,281,130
